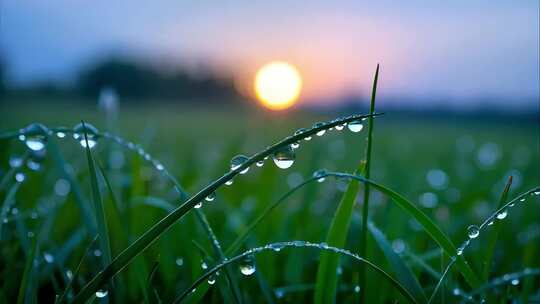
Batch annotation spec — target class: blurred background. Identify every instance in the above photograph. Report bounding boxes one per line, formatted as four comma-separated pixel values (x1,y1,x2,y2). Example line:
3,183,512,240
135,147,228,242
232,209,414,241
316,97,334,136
1,1,539,112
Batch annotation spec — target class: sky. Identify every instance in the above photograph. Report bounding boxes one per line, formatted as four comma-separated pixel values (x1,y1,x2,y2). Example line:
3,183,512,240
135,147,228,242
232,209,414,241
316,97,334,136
2,1,539,108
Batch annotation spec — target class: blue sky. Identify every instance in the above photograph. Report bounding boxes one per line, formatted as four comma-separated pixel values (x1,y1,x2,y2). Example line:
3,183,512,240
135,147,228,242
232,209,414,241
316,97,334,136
2,1,538,108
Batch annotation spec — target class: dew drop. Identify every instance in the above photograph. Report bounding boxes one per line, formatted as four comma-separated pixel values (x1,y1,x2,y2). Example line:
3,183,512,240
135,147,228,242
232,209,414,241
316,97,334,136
207,274,217,285
231,155,249,174
270,243,285,252
239,255,256,276
43,252,55,263
175,257,184,266
313,123,326,136
467,225,480,239
511,278,519,286
272,146,295,169
15,172,25,183
256,160,264,167
93,249,102,257
225,179,234,186
201,261,208,270
56,131,66,138
66,270,73,280
456,246,464,256
22,123,49,151
347,120,364,133
534,191,540,195
73,123,99,149
154,161,164,171
291,142,300,149
95,290,108,298
313,169,327,182
304,135,312,141
194,202,203,209
335,124,344,131
487,221,494,226
205,192,215,202
519,198,525,202
354,285,361,293
496,210,508,220
9,156,23,168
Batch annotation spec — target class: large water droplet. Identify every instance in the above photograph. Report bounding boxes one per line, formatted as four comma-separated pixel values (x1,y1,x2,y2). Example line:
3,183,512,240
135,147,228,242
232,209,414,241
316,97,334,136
73,123,99,149
256,160,264,167
272,146,295,169
231,155,249,174
194,202,202,209
313,169,327,182
207,274,217,285
95,290,108,298
496,210,508,220
467,225,480,239
22,123,49,151
313,123,326,136
335,124,344,131
347,120,364,133
239,255,256,276
205,192,215,202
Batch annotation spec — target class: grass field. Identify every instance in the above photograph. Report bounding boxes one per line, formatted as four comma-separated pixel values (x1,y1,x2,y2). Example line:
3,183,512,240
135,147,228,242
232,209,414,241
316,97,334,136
0,100,539,303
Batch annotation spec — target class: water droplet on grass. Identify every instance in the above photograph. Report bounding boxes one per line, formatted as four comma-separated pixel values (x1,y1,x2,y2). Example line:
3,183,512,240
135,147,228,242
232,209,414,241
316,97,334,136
95,290,108,298
291,142,299,149
56,131,66,138
201,261,208,270
9,156,23,168
467,225,480,239
175,257,184,266
273,146,295,169
313,123,326,136
313,169,327,182
239,255,256,276
270,243,285,252
205,193,215,202
348,120,364,133
231,155,249,174
225,179,234,186
194,202,202,209
73,123,99,149
496,210,508,220
22,123,49,151
511,279,519,286
354,285,361,293
335,124,344,131
207,275,216,285
15,172,25,183
43,252,54,263
256,160,264,167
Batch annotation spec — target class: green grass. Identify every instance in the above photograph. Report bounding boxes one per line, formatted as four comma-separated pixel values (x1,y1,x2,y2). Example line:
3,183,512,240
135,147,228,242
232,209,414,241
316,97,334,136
0,95,539,303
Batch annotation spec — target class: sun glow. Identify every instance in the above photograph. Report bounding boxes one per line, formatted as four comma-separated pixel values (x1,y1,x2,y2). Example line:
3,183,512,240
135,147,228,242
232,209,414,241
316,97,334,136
254,61,302,110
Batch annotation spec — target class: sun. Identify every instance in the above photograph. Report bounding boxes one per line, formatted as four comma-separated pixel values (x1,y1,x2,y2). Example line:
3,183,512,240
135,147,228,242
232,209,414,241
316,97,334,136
254,61,302,110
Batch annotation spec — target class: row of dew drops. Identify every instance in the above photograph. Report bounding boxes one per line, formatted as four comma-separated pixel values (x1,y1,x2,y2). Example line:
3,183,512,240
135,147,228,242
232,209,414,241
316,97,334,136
458,189,540,256
184,241,364,297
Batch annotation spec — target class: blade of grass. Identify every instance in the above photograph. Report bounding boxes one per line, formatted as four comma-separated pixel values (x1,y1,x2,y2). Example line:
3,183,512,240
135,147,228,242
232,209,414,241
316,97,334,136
0,181,20,239
482,175,512,282
332,172,481,288
82,121,112,270
360,63,379,303
368,221,427,303
313,162,366,304
72,113,381,303
175,241,417,304
17,236,38,304
145,258,160,304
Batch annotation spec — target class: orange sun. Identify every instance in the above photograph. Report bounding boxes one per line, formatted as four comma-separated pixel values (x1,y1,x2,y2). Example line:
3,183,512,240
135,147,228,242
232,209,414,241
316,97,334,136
254,61,302,110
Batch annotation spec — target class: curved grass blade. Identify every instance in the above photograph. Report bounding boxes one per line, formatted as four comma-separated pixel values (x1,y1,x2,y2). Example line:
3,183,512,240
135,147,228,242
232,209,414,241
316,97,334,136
328,172,481,289
314,162,365,304
368,221,427,303
173,241,417,304
360,63,379,303
72,113,381,303
0,181,20,239
482,175,512,282
17,237,37,304
82,121,112,269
